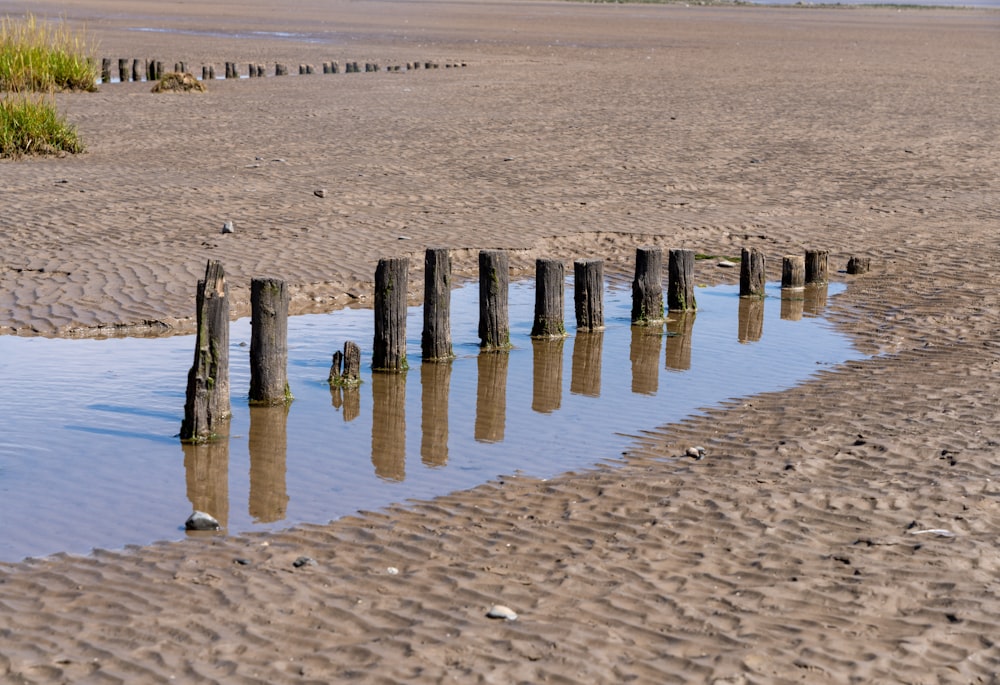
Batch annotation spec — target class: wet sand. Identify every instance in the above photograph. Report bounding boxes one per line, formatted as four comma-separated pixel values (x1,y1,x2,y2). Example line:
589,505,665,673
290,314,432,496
2,1,1000,682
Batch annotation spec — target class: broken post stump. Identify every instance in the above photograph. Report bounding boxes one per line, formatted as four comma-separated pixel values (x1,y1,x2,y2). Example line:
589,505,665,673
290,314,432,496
329,341,362,387
249,277,291,405
131,59,141,82
781,254,806,289
847,256,871,275
421,247,453,361
478,250,511,350
740,247,766,298
667,248,697,312
101,58,111,83
373,257,409,372
631,247,664,325
181,260,231,442
805,249,829,284
574,259,604,332
531,258,567,338
118,58,128,82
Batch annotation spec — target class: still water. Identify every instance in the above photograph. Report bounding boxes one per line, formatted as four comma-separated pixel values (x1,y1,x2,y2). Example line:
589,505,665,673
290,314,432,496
0,280,859,562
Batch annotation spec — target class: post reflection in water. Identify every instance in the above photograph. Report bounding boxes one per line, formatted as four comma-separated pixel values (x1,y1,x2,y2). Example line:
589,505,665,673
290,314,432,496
630,325,663,395
804,283,829,317
182,419,230,530
330,384,361,422
248,404,289,523
780,289,805,321
475,352,509,443
738,297,764,344
531,338,564,415
570,331,603,398
371,372,407,481
665,312,696,372
420,361,451,468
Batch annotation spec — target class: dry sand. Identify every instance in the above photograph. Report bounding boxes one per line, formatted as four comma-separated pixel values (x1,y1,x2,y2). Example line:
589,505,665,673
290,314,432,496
1,0,1000,682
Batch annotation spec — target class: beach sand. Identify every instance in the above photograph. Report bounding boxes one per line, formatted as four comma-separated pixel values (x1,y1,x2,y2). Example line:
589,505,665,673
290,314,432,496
1,1,999,682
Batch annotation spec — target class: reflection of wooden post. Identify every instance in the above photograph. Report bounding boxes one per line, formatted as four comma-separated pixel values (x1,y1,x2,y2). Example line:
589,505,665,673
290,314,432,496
420,361,450,467
574,259,604,332
780,290,804,321
665,312,695,371
531,259,567,338
248,405,289,523
182,424,230,529
847,256,871,275
479,250,511,350
740,247,766,298
475,352,508,443
422,248,453,361
531,338,564,414
371,372,407,481
781,255,805,290
373,257,409,372
738,297,764,343
630,326,662,395
804,283,829,316
805,249,829,285
631,247,664,325
570,332,603,397
667,248,696,312
330,383,361,423
181,260,231,442
249,277,291,405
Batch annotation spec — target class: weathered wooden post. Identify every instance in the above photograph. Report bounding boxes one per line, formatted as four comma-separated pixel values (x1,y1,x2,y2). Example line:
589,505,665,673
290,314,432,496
475,351,508,443
248,404,289,523
847,256,871,275
371,373,406,481
249,277,291,405
532,338,564,414
630,326,661,396
665,312,696,371
420,361,451,468
131,59,141,82
146,59,155,81
275,63,288,76
248,63,257,78
570,331,603,397
421,248,453,361
329,340,362,387
373,257,409,371
101,58,111,83
531,259,567,338
667,248,697,312
781,255,806,289
805,249,829,285
574,259,604,332
632,246,664,325
155,61,164,79
202,65,210,81
181,260,231,442
256,64,265,77
740,247,766,298
738,297,764,343
478,250,511,350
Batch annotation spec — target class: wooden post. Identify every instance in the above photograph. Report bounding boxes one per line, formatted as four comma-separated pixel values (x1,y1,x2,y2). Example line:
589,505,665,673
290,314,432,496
420,361,451,468
248,404,289,523
781,255,806,289
805,249,829,284
740,247,766,298
146,59,155,81
256,64,265,77
155,61,164,79
574,259,604,332
531,338,564,414
421,248,453,361
202,65,210,81
248,63,257,78
631,246,664,325
531,259,567,338
101,58,111,83
329,341,362,387
371,373,406,481
478,250,511,350
630,326,661,396
665,311,695,371
181,260,231,442
118,58,128,83
738,297,764,343
847,256,871,275
667,248,697,312
275,63,288,76
249,277,291,405
373,257,409,372
570,332,602,397
475,351,508,443
131,59,140,82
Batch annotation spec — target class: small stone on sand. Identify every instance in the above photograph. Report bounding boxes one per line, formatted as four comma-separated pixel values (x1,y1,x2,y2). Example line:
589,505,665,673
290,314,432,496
486,605,518,621
222,220,234,234
185,511,220,531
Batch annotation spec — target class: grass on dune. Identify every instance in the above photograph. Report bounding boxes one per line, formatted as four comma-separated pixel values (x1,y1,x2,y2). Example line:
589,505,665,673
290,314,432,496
0,93,84,157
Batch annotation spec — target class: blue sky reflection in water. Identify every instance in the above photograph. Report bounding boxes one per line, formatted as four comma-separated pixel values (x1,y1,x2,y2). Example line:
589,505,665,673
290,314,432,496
0,281,861,562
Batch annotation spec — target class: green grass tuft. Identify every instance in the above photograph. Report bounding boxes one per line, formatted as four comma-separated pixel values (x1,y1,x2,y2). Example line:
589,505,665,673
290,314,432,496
0,93,83,157
0,13,98,92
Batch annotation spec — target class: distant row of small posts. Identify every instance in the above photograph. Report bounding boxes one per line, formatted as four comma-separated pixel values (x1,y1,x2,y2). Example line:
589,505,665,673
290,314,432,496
99,58,460,83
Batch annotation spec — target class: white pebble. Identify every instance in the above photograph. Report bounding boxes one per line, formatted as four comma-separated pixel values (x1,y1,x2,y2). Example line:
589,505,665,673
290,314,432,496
486,605,517,621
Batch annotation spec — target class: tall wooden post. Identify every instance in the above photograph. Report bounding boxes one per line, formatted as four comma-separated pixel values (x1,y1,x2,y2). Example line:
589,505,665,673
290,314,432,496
373,257,409,371
781,255,805,289
531,259,567,338
479,250,511,350
422,248,453,361
181,260,231,442
574,259,604,332
805,249,829,284
740,247,766,298
249,277,291,405
631,247,664,325
667,248,696,312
